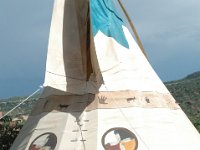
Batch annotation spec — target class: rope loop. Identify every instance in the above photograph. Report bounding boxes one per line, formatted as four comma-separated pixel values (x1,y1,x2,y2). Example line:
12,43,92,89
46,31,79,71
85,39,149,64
0,86,43,120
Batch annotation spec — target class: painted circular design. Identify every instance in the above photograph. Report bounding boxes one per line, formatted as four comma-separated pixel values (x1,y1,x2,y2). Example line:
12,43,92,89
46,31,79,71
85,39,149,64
29,132,57,150
102,127,138,150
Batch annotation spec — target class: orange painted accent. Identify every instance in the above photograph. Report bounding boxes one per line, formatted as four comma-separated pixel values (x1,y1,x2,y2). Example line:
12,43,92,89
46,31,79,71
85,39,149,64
121,139,137,150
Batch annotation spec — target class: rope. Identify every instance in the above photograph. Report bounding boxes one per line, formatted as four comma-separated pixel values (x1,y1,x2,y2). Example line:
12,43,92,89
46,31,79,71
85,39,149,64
0,86,43,120
118,107,150,150
117,0,147,58
103,84,150,149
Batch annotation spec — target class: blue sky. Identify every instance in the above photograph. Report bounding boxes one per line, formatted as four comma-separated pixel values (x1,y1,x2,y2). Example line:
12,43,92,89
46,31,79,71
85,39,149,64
0,0,200,99
124,0,200,80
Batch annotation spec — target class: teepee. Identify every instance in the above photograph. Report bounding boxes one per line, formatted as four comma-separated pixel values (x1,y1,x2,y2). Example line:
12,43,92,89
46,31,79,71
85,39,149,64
11,0,200,149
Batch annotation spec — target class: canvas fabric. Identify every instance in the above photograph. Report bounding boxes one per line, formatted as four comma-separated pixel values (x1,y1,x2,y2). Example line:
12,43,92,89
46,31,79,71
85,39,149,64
11,98,200,149
11,0,200,149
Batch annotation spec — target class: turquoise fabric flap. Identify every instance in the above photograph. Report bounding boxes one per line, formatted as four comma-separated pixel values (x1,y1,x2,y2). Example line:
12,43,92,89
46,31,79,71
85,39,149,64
90,0,129,48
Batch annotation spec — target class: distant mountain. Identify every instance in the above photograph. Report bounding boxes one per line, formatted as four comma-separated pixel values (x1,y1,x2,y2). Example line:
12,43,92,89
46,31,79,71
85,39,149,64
185,71,200,80
165,71,200,132
0,72,200,132
0,95,39,117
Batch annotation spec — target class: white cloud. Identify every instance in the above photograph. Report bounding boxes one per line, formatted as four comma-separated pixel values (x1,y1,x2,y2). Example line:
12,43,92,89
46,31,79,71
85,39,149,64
123,0,200,80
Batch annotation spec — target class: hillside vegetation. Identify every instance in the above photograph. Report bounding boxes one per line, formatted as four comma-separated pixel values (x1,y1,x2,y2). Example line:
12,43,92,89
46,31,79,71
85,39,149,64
165,71,200,131
0,95,39,117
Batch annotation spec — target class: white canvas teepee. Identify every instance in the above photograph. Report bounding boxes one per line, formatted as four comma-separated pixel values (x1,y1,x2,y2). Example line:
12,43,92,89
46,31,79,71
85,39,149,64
11,0,200,150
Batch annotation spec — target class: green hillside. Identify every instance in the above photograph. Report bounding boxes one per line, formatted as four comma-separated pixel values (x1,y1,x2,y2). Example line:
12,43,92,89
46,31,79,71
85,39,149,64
165,71,200,131
0,95,39,117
